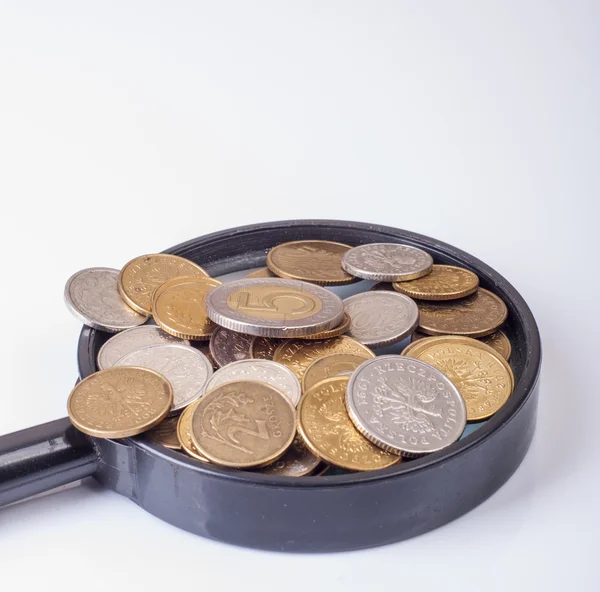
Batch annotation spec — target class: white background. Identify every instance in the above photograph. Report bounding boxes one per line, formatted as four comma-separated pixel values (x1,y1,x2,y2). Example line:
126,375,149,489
0,2,597,590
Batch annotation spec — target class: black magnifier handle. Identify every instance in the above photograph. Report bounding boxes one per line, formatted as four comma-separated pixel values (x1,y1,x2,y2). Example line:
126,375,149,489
0,417,98,508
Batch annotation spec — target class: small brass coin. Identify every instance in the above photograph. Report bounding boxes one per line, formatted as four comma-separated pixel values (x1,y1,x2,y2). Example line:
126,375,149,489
246,267,276,278
267,240,356,286
294,313,351,340
302,353,372,393
152,276,222,340
274,335,375,380
146,415,181,450
393,265,479,301
250,337,282,360
67,367,173,439
177,401,211,462
118,254,209,315
191,381,297,469
410,329,512,361
417,288,508,338
297,377,400,471
258,435,320,477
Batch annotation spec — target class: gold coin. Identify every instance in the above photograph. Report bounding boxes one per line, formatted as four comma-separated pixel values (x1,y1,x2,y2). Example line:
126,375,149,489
274,336,375,380
266,240,356,286
246,267,276,278
294,313,351,340
152,276,222,340
250,337,282,360
67,367,173,438
118,254,209,315
146,415,181,449
176,401,210,462
417,288,508,338
392,264,479,301
297,377,400,471
411,329,511,360
191,381,296,469
258,435,320,477
302,353,371,393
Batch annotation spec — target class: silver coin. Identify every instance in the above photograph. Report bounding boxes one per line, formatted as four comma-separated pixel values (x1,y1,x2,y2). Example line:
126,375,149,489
205,278,344,337
209,327,253,367
114,343,213,414
64,267,148,332
341,243,433,282
203,359,301,406
343,291,419,348
346,355,466,456
97,325,190,370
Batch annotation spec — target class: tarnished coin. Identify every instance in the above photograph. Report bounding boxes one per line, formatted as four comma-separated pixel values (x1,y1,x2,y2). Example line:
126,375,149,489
250,337,282,360
65,268,148,332
97,325,190,370
114,343,213,414
343,291,419,347
266,240,356,286
118,254,209,315
209,327,254,367
298,377,400,471
417,288,508,338
203,359,301,406
191,381,296,468
302,353,371,393
177,401,210,462
67,367,173,438
258,435,320,477
205,278,344,337
346,356,467,456
146,415,181,449
274,336,375,380
246,267,276,278
410,330,512,361
152,276,222,340
392,265,479,301
342,243,433,282
295,313,351,340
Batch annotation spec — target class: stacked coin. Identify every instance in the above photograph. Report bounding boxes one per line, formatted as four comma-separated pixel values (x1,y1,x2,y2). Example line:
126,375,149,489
65,239,515,476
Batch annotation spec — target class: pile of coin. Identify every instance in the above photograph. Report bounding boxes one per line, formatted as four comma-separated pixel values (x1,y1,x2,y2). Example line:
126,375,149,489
65,239,513,476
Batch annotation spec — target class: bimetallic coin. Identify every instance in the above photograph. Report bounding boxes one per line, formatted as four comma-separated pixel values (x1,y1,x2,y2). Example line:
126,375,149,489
342,243,433,282
67,367,173,438
118,254,209,315
298,377,400,471
302,353,371,393
152,276,222,340
267,240,356,286
177,401,210,462
191,381,296,469
250,337,282,360
346,356,467,456
274,336,375,380
146,415,181,449
205,278,344,337
203,359,301,406
417,288,508,338
343,291,419,348
294,313,351,340
114,343,213,414
246,267,276,278
209,327,254,367
393,265,479,301
410,329,512,361
258,435,320,477
65,268,148,332
97,325,190,370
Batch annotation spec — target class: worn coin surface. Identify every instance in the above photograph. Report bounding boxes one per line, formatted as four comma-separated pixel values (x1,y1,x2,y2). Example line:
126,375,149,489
191,381,296,468
267,240,356,286
65,268,148,332
343,291,419,347
205,278,344,337
298,377,400,471
204,359,302,406
118,254,209,315
97,325,190,370
274,336,375,380
295,313,351,340
250,337,282,360
392,265,479,300
146,415,181,449
346,356,467,456
67,367,173,438
410,330,512,361
177,401,210,462
209,327,254,367
417,288,508,338
259,435,320,477
114,343,213,414
152,276,222,340
302,353,371,393
342,243,433,282
246,267,276,278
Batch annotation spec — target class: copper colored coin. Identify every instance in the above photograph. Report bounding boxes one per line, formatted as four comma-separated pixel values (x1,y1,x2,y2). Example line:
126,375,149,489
258,435,320,477
146,415,181,449
177,401,210,462
209,327,254,367
250,337,282,360
393,265,479,301
302,353,372,393
246,267,276,278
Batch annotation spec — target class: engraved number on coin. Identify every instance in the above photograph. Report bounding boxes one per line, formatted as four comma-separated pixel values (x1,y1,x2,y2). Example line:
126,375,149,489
228,289,318,319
